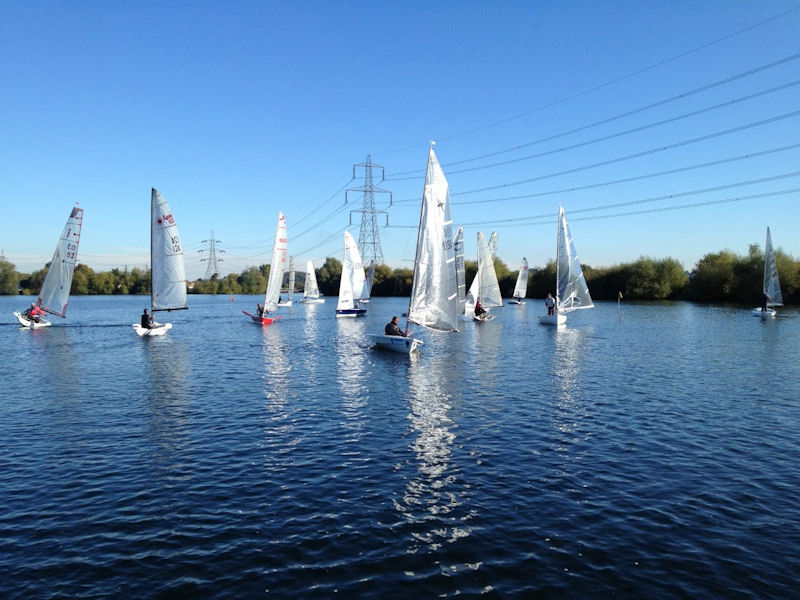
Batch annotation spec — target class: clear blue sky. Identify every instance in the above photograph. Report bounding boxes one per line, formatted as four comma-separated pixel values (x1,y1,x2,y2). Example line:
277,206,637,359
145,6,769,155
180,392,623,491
2,1,799,279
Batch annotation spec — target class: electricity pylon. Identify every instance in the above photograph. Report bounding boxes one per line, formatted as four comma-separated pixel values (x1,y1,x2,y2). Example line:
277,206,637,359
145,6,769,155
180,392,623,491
346,155,392,265
200,230,224,278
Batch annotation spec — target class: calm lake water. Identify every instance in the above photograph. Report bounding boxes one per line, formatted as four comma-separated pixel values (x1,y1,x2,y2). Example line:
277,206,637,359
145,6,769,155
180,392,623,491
1,294,798,599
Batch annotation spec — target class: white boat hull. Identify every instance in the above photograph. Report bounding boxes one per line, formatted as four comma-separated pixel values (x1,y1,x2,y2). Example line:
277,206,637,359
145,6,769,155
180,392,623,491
132,322,173,336
538,312,567,326
369,334,422,354
473,313,495,322
752,307,777,317
508,299,525,305
14,312,52,328
298,298,325,304
277,301,293,307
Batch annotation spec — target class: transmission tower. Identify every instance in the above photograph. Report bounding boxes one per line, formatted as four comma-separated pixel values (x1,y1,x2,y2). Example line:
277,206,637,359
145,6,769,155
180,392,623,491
199,230,224,279
346,155,392,265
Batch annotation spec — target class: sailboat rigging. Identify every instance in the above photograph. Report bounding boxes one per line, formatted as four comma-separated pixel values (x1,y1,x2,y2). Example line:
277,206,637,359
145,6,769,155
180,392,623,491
243,212,287,325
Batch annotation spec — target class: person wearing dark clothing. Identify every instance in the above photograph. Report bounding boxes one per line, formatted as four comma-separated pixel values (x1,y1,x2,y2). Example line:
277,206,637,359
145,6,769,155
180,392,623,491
257,303,264,317
474,299,486,318
385,316,407,337
141,308,152,329
761,291,770,312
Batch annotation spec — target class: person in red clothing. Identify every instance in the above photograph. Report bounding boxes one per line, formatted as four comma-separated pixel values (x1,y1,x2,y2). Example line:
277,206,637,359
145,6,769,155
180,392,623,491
23,303,45,323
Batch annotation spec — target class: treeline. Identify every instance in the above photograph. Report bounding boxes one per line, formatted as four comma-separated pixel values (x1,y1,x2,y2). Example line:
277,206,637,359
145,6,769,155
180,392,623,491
1,244,798,304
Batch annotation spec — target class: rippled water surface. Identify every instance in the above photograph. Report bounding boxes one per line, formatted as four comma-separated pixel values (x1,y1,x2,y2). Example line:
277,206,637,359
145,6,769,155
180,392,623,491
1,295,799,598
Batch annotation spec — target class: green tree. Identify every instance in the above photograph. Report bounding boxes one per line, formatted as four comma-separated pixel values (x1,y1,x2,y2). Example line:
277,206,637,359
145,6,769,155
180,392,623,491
686,250,738,302
0,258,20,295
317,257,342,296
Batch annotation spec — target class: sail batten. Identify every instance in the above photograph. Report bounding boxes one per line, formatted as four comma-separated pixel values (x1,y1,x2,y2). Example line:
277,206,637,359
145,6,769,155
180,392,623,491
265,212,287,312
37,206,83,317
407,147,458,332
150,189,187,312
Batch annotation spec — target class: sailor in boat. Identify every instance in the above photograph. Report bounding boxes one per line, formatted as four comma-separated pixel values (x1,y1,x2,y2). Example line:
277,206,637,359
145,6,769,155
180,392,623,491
474,298,487,319
257,303,264,317
23,303,45,323
760,291,770,313
545,293,555,315
141,308,153,329
385,316,408,337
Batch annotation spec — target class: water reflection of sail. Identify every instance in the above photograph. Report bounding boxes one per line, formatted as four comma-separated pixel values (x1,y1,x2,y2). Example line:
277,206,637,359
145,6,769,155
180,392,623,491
260,324,296,469
550,326,592,442
336,323,368,440
396,357,473,553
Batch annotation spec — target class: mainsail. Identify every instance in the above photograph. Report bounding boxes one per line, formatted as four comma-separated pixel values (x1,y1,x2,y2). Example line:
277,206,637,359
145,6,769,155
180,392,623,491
465,232,502,313
37,205,83,317
304,260,319,299
407,146,458,331
513,257,529,300
454,225,466,315
763,227,783,307
361,259,375,300
337,231,364,311
151,189,187,312
488,231,498,262
265,212,287,312
556,207,593,312
286,256,295,301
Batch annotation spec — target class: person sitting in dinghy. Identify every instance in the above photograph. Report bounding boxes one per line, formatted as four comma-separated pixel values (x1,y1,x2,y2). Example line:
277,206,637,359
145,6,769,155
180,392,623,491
474,298,486,319
385,316,408,337
257,303,264,317
141,308,152,329
23,303,45,323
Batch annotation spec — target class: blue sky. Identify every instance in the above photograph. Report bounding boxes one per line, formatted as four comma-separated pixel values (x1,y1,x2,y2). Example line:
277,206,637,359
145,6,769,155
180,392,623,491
1,1,799,279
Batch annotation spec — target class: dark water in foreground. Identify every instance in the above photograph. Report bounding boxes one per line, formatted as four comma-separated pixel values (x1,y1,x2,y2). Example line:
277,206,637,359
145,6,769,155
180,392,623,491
1,295,798,598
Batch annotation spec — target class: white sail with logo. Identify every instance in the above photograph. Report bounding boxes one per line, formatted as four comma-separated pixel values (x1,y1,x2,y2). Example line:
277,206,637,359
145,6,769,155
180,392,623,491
151,188,187,312
265,213,287,312
512,258,529,301
407,146,459,332
38,206,84,317
453,225,466,316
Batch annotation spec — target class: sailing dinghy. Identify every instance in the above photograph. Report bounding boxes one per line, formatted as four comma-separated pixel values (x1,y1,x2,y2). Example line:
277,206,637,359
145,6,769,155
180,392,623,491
370,145,459,354
358,259,375,303
538,207,593,326
278,256,295,307
14,205,84,328
243,212,286,325
133,189,188,336
298,260,325,304
464,232,502,321
752,227,782,317
508,258,529,305
335,231,367,317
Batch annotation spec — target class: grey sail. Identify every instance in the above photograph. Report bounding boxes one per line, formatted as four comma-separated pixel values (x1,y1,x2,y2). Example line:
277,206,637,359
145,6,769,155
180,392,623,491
37,206,83,317
763,227,783,306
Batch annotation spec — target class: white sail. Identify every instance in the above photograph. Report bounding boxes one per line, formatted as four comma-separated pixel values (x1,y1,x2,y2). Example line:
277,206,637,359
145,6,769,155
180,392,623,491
265,212,287,312
488,231,498,262
408,146,458,331
454,225,466,315
764,227,783,307
37,206,83,317
465,232,503,313
287,256,295,301
151,189,187,312
338,231,364,311
513,257,529,299
360,259,375,300
556,207,593,312
304,260,319,299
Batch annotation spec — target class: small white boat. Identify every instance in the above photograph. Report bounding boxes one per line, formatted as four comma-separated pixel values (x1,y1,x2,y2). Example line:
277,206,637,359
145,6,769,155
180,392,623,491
14,205,84,329
538,207,593,326
751,227,782,318
508,257,528,305
298,259,325,304
336,231,367,318
464,231,503,320
370,145,459,354
133,189,188,336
